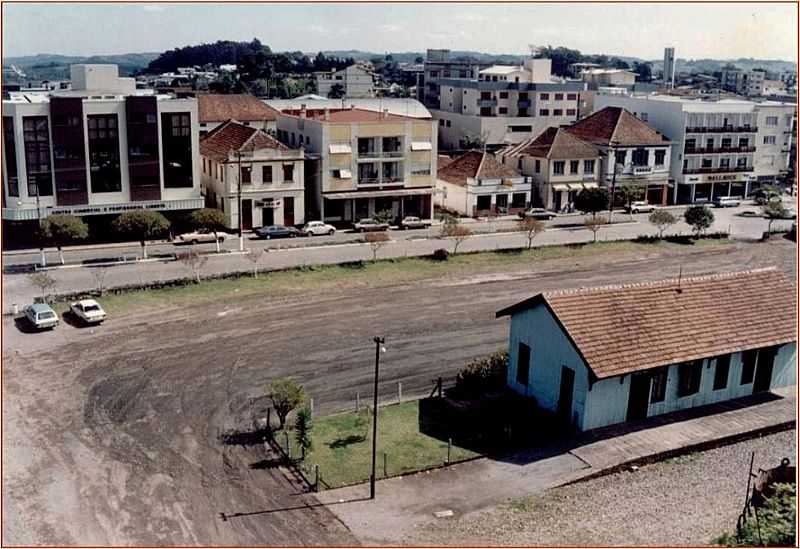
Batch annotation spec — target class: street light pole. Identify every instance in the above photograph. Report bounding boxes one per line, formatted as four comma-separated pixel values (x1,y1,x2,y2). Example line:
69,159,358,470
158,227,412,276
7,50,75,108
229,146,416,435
608,142,619,223
237,150,244,252
32,183,46,267
370,335,385,500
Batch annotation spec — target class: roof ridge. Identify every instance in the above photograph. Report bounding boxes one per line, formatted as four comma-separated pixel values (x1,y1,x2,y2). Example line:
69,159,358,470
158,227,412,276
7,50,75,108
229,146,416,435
476,151,488,178
543,267,780,299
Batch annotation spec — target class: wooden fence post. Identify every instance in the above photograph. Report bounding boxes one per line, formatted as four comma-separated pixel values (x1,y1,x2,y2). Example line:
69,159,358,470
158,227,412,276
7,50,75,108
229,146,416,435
398,382,403,403
447,438,452,465
356,391,360,412
309,397,314,417
315,464,320,492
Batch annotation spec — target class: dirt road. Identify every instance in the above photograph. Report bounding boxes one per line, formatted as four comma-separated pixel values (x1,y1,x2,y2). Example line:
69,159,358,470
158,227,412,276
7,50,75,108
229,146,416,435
2,238,795,545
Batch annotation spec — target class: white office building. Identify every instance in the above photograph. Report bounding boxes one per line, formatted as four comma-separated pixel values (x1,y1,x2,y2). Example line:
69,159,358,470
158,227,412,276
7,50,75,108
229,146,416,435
316,65,375,98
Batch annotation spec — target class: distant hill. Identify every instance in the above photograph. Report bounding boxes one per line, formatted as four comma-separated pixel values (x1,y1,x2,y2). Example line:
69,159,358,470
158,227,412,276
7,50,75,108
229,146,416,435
3,52,159,81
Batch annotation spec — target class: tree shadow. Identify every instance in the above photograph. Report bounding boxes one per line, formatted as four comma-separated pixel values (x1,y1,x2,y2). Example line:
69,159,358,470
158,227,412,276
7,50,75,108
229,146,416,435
219,427,272,447
327,434,366,449
249,457,286,469
60,310,92,329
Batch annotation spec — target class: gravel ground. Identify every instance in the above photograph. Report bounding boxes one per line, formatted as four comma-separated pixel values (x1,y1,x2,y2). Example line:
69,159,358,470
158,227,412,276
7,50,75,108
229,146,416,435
415,430,797,546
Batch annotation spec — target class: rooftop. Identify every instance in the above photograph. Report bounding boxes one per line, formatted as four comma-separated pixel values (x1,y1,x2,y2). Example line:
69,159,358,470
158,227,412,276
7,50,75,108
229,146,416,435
437,150,520,186
197,93,279,123
199,120,291,161
497,268,797,379
280,107,423,123
500,127,600,160
566,106,671,147
267,97,431,119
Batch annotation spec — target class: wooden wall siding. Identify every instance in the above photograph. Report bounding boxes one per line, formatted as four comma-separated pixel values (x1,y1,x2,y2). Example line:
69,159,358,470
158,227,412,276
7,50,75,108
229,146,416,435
125,96,161,201
50,97,89,206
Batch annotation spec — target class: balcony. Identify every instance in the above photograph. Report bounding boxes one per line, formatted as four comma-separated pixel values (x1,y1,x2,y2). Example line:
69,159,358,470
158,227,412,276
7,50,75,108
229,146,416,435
478,98,498,107
683,146,757,154
685,126,758,133
632,165,652,175
582,174,596,181
358,177,381,185
517,99,532,108
682,166,754,175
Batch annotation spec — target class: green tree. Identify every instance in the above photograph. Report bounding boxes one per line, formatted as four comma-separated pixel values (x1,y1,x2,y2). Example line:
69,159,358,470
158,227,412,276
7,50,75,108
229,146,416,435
28,272,57,301
190,208,226,253
648,209,677,238
761,198,789,237
618,183,646,211
39,214,89,265
372,209,393,224
684,204,714,237
112,210,171,259
327,83,346,99
715,483,795,546
632,61,653,82
294,407,313,461
267,377,307,429
575,187,610,220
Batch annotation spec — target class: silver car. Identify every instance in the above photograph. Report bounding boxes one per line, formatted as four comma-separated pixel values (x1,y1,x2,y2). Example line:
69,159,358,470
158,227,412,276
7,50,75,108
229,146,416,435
23,303,59,330
69,299,107,325
302,221,336,236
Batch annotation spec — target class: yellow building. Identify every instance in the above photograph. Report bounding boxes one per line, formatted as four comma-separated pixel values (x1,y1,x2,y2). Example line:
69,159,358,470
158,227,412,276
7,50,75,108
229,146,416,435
276,107,437,225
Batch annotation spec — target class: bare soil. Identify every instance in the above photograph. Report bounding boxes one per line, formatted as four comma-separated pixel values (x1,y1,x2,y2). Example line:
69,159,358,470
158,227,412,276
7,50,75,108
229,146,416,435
2,239,794,545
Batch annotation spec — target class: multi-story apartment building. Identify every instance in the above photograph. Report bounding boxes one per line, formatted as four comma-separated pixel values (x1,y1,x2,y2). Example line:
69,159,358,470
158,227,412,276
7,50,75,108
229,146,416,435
721,68,767,97
2,64,202,236
199,120,305,230
565,106,673,205
419,49,492,109
581,69,637,88
316,65,375,98
594,93,795,202
197,94,279,136
497,127,602,212
432,58,587,150
275,106,437,224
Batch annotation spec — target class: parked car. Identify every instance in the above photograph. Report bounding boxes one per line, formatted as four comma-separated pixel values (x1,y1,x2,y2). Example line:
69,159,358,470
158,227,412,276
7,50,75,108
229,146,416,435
174,228,229,244
518,208,556,220
22,303,59,330
302,221,336,236
254,225,301,239
353,218,390,232
712,196,741,208
778,208,797,220
69,299,107,325
625,201,656,214
750,188,780,205
398,216,431,230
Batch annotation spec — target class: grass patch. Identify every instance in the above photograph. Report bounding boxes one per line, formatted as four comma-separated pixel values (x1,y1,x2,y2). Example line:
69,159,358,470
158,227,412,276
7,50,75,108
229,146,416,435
280,400,480,489
70,238,733,316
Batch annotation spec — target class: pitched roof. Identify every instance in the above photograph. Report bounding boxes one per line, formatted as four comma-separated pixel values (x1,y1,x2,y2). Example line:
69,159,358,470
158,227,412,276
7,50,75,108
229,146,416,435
497,268,796,379
437,150,520,186
199,120,290,161
281,107,418,123
501,127,600,160
438,154,455,169
197,94,279,123
566,106,671,147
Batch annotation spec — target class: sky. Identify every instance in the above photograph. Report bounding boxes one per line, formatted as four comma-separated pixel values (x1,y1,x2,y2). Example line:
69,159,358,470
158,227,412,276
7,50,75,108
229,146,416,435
3,2,797,61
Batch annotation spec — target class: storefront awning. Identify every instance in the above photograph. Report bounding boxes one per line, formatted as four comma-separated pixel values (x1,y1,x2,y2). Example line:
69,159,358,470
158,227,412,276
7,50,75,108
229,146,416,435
552,184,569,192
411,141,433,151
566,183,584,191
582,182,599,189
325,188,433,200
329,143,352,154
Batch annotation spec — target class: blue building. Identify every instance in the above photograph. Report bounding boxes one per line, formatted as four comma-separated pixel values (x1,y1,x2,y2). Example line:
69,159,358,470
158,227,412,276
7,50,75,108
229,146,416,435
496,268,797,431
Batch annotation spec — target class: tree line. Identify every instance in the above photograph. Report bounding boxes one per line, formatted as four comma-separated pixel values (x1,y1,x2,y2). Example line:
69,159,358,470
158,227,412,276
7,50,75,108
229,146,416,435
534,45,653,81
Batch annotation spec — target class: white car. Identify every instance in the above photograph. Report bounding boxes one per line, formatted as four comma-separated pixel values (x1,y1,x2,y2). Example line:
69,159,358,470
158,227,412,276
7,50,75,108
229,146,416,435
302,221,336,236
626,201,656,214
70,299,107,325
175,228,229,244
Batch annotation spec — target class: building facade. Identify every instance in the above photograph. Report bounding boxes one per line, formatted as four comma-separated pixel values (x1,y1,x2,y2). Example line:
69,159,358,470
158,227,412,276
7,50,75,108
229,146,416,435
275,107,437,225
2,64,202,232
197,94,279,136
497,268,796,431
594,93,795,202
721,68,767,97
199,121,305,230
497,127,602,212
663,47,676,89
316,65,375,98
581,69,637,88
432,58,587,150
419,49,492,110
435,150,531,217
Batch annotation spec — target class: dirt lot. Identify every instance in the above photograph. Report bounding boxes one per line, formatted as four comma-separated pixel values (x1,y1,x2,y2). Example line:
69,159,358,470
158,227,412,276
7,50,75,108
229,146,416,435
2,238,795,545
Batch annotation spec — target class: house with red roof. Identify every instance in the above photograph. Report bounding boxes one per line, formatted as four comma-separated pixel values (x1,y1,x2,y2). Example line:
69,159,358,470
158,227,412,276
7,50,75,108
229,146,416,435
197,94,279,137
496,268,796,430
199,120,305,230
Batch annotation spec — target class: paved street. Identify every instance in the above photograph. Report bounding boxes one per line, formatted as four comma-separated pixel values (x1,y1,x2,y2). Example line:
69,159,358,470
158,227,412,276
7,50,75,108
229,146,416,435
2,202,793,307
2,238,794,545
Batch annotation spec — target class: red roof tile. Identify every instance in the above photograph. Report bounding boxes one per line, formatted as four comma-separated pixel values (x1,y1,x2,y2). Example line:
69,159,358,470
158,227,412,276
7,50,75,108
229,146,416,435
497,268,796,379
200,120,290,161
197,94,279,123
501,127,600,160
437,150,520,186
566,106,671,147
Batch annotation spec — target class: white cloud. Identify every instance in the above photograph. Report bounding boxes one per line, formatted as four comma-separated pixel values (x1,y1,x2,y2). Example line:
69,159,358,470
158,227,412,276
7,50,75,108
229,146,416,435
142,5,166,12
308,24,330,34
454,12,487,22
379,24,402,33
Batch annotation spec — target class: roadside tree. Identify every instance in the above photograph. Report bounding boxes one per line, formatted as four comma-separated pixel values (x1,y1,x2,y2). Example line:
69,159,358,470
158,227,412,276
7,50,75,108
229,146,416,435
364,231,390,260
684,205,714,238
267,377,307,429
440,216,472,254
648,209,677,238
575,187,610,220
294,407,313,460
112,210,171,259
245,248,267,278
190,208,226,253
177,248,208,283
90,267,110,296
584,215,608,243
761,198,789,238
28,272,57,301
517,217,545,250
39,214,89,265
372,209,393,225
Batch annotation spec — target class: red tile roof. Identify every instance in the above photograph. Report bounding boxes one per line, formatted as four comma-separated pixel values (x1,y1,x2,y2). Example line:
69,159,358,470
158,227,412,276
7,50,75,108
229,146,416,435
197,94,279,123
566,106,671,147
437,150,520,186
497,268,796,379
438,154,455,169
281,107,419,123
501,127,600,160
200,120,290,161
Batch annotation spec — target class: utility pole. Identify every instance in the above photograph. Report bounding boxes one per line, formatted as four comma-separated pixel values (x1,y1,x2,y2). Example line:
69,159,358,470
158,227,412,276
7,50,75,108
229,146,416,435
608,142,619,223
237,150,244,252
370,335,385,500
33,183,46,267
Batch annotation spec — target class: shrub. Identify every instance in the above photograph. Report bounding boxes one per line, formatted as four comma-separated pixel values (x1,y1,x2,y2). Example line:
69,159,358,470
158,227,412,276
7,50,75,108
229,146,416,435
648,209,677,238
431,248,450,261
715,483,795,546
574,187,610,219
454,350,509,399
684,205,714,237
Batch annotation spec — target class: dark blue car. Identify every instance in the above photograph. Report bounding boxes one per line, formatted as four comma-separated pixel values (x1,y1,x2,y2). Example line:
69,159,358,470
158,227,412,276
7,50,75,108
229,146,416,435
254,225,301,239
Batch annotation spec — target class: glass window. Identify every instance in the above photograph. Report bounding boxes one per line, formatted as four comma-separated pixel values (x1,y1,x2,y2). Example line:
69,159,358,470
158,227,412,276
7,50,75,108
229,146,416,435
741,350,757,384
738,138,749,148
650,369,667,403
655,150,666,166
615,150,626,166
262,165,272,183
283,164,294,181
566,93,577,100
540,93,549,100
3,117,19,197
678,360,703,397
569,160,579,174
763,135,776,145
554,109,563,116
161,112,193,188
241,166,251,184
516,342,530,386
766,116,778,126
566,109,576,116
87,114,121,193
702,158,713,168
499,92,509,99
553,161,565,175
584,159,595,173
535,160,540,173
476,194,491,210
23,116,53,196
511,193,526,208
713,354,731,390
539,109,549,116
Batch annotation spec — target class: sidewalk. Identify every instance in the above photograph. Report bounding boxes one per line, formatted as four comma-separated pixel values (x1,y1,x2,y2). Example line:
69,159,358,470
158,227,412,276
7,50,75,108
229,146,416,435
314,387,796,544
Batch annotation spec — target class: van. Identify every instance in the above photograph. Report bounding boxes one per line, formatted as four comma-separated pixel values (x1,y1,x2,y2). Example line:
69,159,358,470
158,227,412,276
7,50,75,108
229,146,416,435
712,196,741,208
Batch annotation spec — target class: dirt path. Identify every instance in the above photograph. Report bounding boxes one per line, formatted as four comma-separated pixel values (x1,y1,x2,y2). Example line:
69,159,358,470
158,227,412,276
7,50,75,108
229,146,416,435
2,239,795,545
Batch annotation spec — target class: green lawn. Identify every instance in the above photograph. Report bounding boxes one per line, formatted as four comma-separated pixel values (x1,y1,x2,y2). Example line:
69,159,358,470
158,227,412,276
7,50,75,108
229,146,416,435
68,238,732,316
279,400,481,489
